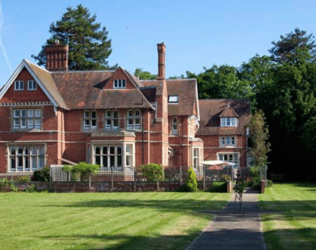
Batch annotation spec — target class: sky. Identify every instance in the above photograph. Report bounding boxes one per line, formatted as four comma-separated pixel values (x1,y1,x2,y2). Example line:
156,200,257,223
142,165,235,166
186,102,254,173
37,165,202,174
0,0,316,86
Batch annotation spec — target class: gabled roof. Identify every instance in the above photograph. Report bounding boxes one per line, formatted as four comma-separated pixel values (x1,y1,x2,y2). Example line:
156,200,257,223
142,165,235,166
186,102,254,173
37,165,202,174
219,103,239,117
0,60,67,109
197,99,250,136
51,70,155,110
141,78,199,118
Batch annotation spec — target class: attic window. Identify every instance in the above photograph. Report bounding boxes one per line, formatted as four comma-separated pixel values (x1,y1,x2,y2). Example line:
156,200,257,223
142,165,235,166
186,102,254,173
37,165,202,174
168,95,178,103
14,81,24,91
114,79,126,89
221,117,237,127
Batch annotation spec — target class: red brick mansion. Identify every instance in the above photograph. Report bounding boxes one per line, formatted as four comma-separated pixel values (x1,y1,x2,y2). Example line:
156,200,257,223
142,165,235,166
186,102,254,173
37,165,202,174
0,43,250,176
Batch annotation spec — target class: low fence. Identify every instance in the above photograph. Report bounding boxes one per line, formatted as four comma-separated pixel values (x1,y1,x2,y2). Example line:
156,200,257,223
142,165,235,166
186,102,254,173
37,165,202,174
50,165,234,183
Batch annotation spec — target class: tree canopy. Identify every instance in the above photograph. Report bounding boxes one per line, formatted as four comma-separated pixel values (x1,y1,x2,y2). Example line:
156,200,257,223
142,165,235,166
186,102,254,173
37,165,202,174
269,28,316,63
32,4,114,70
134,68,157,80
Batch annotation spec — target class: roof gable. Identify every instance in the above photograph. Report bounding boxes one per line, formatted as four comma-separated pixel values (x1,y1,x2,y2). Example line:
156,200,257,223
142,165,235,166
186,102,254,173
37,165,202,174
103,67,140,90
219,104,239,117
0,60,66,108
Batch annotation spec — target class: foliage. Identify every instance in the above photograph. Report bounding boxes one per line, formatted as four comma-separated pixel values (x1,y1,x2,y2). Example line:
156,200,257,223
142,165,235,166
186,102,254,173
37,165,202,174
266,179,273,188
210,182,227,192
221,174,231,182
62,165,72,173
134,68,157,80
139,163,163,183
33,167,50,182
233,182,244,195
0,178,9,192
184,168,199,192
248,110,271,167
16,176,30,183
9,181,18,192
71,162,99,181
187,65,253,100
25,184,37,193
32,4,114,70
269,28,316,63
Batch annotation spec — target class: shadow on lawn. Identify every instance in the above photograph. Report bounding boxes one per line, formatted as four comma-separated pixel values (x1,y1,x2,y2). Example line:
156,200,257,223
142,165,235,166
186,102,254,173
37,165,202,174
40,198,228,214
263,227,316,250
39,229,201,250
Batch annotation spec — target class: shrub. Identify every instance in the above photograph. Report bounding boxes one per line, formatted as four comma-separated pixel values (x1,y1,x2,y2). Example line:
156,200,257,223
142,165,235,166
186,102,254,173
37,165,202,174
221,174,231,182
0,178,9,192
267,179,273,188
180,167,199,192
16,176,30,183
25,184,37,193
9,181,18,192
139,163,163,183
251,176,261,190
33,167,50,182
71,162,99,181
210,182,226,192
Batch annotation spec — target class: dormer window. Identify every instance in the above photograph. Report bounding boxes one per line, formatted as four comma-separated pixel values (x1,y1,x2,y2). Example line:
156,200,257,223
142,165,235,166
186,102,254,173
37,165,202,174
114,79,126,89
14,80,24,90
27,80,37,90
168,95,178,103
221,117,237,127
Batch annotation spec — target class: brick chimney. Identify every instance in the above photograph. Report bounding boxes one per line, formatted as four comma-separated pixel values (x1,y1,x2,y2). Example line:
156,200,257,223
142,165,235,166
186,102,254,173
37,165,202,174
45,40,69,71
157,43,166,80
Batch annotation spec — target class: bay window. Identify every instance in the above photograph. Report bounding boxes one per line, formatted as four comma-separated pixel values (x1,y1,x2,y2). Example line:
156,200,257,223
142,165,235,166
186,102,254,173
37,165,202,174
9,145,45,172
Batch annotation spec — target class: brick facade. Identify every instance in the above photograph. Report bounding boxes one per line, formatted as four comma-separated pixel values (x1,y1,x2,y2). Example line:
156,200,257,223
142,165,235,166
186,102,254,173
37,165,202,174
0,43,250,177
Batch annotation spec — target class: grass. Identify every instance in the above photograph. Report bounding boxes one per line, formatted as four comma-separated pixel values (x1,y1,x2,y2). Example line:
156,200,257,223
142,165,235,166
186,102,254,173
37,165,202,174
258,182,316,250
0,192,231,250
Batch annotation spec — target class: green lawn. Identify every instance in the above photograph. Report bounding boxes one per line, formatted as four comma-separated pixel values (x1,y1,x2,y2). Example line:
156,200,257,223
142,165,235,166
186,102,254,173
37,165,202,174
258,183,316,250
0,192,230,250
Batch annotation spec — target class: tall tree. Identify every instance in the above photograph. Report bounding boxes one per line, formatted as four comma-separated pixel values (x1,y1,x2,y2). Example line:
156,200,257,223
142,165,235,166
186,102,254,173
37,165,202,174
32,4,113,70
269,28,316,63
247,110,271,167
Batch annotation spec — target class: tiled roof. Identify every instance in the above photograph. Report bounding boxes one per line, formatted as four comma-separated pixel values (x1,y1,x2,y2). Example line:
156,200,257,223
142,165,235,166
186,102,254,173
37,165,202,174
51,71,154,110
26,61,68,109
197,99,250,136
141,79,198,116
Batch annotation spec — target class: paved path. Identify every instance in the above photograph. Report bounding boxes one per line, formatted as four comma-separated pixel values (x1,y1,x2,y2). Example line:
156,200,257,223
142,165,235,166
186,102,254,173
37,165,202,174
187,189,266,250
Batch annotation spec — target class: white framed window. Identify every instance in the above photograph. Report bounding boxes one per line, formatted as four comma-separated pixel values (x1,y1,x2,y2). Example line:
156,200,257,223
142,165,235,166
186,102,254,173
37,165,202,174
193,148,199,169
221,136,236,147
13,109,41,130
94,145,123,171
27,80,37,90
221,117,237,127
113,79,126,89
168,95,178,103
84,110,97,129
218,153,238,167
126,145,132,168
126,109,141,130
172,116,178,135
14,80,24,90
9,145,45,172
105,110,119,131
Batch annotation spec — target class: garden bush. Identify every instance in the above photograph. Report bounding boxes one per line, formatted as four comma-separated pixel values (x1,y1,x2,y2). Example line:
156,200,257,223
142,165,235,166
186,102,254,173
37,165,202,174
9,181,18,192
210,182,226,192
25,184,37,193
16,176,30,183
267,179,273,187
178,168,199,192
33,167,50,182
139,163,163,182
0,178,9,192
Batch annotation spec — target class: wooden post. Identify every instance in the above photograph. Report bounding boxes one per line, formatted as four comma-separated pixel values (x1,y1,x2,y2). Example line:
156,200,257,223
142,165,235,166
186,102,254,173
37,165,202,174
180,166,182,185
203,165,206,189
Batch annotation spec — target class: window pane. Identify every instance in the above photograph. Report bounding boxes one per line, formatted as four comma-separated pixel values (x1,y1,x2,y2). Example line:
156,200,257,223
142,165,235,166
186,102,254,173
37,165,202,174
110,146,115,154
110,156,115,166
21,110,26,117
117,156,122,166
128,110,133,117
113,120,118,127
95,156,100,165
84,111,90,118
102,146,108,154
35,119,41,129
35,110,41,117
103,156,108,167
95,146,100,154
14,110,20,117
113,111,118,118
135,110,140,117
126,145,131,154
106,111,111,117
117,146,122,155
91,120,96,127
28,110,34,117
91,111,96,119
